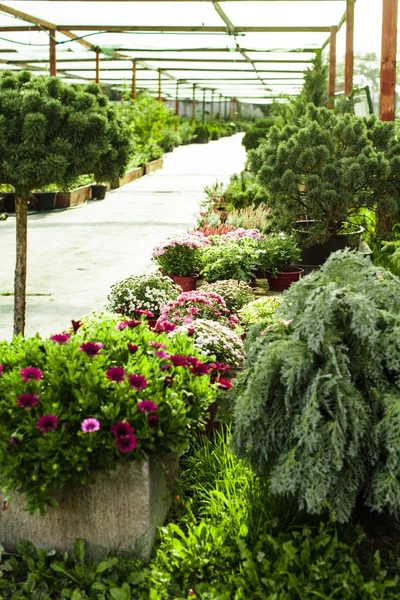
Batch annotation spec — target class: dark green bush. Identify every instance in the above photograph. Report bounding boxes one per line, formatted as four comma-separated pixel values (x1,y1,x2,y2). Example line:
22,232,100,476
242,117,275,151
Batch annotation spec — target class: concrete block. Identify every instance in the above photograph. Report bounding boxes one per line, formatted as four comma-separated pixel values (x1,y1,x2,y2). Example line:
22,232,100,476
0,457,176,561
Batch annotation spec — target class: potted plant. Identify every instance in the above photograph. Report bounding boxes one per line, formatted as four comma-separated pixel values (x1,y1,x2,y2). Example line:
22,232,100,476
107,271,182,327
0,314,218,558
91,182,108,200
250,105,400,265
255,233,302,291
152,233,209,291
32,184,59,211
200,238,258,283
199,279,255,313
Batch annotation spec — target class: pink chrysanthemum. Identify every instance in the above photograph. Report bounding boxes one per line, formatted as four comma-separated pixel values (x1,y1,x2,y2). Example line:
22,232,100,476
127,343,139,353
137,400,158,413
106,367,126,383
20,367,43,382
128,374,147,390
115,433,137,453
79,342,104,357
36,414,58,434
17,393,39,409
111,421,135,438
81,418,101,433
50,333,71,344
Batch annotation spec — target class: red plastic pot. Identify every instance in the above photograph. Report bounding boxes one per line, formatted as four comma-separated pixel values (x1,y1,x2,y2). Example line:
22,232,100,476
266,267,304,291
173,275,199,292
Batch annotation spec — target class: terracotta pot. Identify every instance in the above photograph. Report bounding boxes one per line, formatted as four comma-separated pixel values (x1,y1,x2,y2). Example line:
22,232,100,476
173,275,198,292
266,267,304,292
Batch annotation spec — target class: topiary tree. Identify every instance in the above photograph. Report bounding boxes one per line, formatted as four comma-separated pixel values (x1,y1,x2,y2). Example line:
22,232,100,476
232,250,400,522
250,104,400,245
0,70,131,335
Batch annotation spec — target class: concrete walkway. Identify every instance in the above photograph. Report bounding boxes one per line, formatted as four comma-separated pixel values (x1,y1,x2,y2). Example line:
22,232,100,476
0,133,246,340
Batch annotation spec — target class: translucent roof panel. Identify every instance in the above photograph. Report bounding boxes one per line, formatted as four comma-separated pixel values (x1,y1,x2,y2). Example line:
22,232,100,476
224,1,345,28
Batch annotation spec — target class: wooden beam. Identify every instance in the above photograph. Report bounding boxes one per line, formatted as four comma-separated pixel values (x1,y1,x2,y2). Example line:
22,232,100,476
131,60,137,99
380,0,398,120
95,48,100,84
158,68,162,102
49,30,56,77
0,2,55,30
328,26,337,102
345,0,354,96
58,25,331,33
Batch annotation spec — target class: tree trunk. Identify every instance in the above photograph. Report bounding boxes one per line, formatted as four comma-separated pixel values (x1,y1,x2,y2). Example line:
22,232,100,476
13,195,28,336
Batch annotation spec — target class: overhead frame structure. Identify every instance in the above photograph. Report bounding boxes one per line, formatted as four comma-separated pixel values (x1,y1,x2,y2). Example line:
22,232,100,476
0,0,384,111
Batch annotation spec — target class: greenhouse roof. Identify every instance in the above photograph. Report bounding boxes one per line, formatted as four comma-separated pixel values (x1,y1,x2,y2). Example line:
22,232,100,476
0,0,351,103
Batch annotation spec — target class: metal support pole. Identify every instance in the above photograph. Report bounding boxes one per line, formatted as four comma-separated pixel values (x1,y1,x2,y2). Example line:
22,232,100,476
95,48,100,84
49,29,56,76
345,0,354,96
202,89,206,123
328,26,337,104
131,60,136,99
380,0,398,121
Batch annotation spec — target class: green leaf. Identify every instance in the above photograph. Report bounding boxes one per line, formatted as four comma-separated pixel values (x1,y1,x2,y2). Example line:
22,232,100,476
96,557,119,574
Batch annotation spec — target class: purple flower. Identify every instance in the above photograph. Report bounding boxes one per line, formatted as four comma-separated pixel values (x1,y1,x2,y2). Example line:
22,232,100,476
160,363,172,371
155,351,169,359
137,400,158,413
106,367,125,383
215,377,232,390
133,308,154,317
20,367,43,382
9,436,18,446
71,319,82,333
187,327,195,336
50,333,71,344
127,343,139,353
79,342,104,357
17,393,39,409
149,341,167,349
115,434,137,453
81,418,100,433
190,362,210,376
128,374,147,390
147,415,159,427
116,320,141,330
208,362,230,372
111,421,135,438
170,355,190,367
36,414,58,434
0,365,3,376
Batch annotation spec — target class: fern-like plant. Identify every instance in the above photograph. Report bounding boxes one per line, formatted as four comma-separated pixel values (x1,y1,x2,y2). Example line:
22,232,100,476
232,250,400,522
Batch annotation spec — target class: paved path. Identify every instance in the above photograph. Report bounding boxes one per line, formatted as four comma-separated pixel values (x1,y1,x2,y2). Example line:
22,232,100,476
0,133,246,340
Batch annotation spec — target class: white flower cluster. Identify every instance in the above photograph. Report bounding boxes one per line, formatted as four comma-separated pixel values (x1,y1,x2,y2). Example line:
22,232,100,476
173,318,244,368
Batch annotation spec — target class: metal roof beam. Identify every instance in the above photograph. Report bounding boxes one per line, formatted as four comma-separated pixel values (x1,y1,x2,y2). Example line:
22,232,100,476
58,25,331,32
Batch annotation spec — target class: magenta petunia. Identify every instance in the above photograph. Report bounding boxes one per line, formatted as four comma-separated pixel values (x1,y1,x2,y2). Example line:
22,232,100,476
148,341,167,349
147,415,159,427
215,377,233,390
190,362,210,376
137,400,158,413
17,393,39,409
128,374,147,390
0,365,3,376
81,418,101,433
36,414,58,434
106,367,126,383
50,333,71,344
127,343,139,353
79,342,104,357
20,367,43,382
111,421,135,438
116,320,141,330
115,433,137,453
71,319,82,333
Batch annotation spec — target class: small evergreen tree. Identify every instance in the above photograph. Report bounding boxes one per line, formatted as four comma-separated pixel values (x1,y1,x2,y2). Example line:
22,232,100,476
232,250,400,522
0,71,131,335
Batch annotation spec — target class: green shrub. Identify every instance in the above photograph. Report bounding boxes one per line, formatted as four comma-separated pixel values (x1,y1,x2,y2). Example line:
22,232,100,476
242,117,275,151
201,239,257,282
224,171,269,209
239,295,282,327
233,250,400,522
193,124,210,143
226,204,272,233
256,233,301,276
200,280,255,313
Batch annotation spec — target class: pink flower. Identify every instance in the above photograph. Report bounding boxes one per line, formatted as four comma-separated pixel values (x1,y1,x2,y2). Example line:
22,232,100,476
36,414,58,434
106,367,125,383
127,343,139,353
137,400,158,413
17,393,39,409
147,415,159,427
215,378,232,390
170,355,190,367
208,362,230,372
79,342,104,357
149,341,167,349
155,351,169,359
115,434,137,453
133,308,155,318
0,365,3,376
190,362,210,376
189,307,200,315
50,333,71,344
81,418,100,433
116,320,141,330
20,367,43,382
111,421,135,438
71,319,82,333
128,374,147,390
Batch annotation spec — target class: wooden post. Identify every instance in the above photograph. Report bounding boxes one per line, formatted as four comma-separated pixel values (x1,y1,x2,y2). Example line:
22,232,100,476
95,48,100,84
192,84,196,120
49,29,56,76
231,97,237,120
210,90,214,119
202,89,206,123
328,25,337,104
224,97,228,120
380,0,398,121
175,81,179,115
345,0,354,96
219,93,222,119
131,60,137,99
158,69,162,102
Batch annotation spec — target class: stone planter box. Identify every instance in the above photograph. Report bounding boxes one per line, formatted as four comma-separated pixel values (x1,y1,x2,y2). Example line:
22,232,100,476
0,457,176,561
145,157,163,174
56,184,93,209
110,166,144,189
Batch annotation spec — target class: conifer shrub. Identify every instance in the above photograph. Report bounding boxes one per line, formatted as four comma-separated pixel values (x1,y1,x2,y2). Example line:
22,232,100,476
232,250,400,522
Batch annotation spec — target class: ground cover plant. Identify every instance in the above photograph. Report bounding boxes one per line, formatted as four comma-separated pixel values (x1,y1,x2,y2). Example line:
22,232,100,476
199,280,255,313
239,295,282,328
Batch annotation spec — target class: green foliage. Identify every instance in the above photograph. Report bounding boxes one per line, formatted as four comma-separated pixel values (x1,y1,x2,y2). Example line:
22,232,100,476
201,239,257,282
232,250,400,522
199,280,255,313
0,315,215,513
224,171,269,209
251,105,400,244
226,204,272,233
239,295,282,327
256,233,301,276
291,52,328,118
0,71,131,194
374,238,400,277
193,124,210,143
242,117,276,151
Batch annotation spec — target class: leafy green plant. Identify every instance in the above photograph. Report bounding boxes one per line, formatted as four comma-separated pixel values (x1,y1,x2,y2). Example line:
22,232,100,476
201,239,257,282
224,171,269,209
239,296,282,327
152,233,209,277
256,233,301,276
226,204,272,233
0,315,216,513
193,124,210,144
374,238,400,276
199,280,255,313
233,250,400,522
242,117,276,151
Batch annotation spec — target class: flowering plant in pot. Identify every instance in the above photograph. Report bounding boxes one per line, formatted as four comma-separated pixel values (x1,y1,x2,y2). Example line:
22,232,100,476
0,314,218,515
200,238,258,283
199,280,255,313
255,233,302,291
156,290,238,333
107,272,182,324
152,233,209,291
